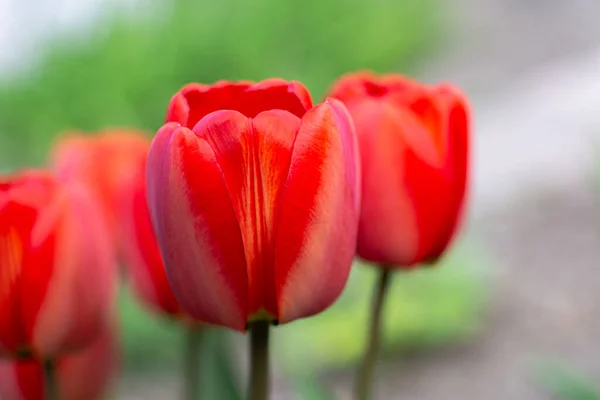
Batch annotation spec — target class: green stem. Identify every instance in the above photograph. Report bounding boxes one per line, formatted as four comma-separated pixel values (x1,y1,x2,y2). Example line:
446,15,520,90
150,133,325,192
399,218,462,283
248,320,270,400
355,267,392,400
183,325,204,400
43,359,58,400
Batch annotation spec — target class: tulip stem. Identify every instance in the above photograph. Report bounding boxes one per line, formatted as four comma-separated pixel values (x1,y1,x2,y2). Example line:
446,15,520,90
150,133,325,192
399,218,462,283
249,320,270,400
355,267,392,400
43,359,59,400
184,325,204,400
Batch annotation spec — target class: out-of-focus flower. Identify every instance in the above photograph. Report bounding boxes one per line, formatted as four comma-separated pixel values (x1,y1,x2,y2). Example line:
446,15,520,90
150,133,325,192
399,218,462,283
329,71,470,267
0,171,114,359
0,324,118,400
51,131,181,316
147,79,361,331
50,130,150,246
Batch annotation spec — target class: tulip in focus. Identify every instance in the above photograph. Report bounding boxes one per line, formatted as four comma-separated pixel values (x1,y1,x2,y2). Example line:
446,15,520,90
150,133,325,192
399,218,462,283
0,171,114,359
147,79,361,331
50,131,181,316
329,72,470,267
0,325,118,400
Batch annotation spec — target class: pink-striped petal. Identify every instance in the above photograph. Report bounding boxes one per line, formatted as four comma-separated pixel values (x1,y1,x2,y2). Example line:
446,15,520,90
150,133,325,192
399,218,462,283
274,100,360,323
146,123,248,331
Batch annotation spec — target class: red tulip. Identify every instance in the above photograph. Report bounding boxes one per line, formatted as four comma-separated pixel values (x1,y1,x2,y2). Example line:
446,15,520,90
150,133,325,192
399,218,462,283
328,72,469,267
51,131,181,316
147,79,361,331
0,171,114,359
0,325,118,400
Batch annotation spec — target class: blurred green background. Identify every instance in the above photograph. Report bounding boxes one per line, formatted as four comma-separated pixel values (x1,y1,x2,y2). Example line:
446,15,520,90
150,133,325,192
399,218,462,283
0,0,441,169
0,0,492,398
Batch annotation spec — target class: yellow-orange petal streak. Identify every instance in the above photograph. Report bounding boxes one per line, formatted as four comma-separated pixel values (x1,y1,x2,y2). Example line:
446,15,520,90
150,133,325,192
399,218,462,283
0,203,31,353
0,215,27,354
0,227,23,302
192,110,299,318
274,101,360,323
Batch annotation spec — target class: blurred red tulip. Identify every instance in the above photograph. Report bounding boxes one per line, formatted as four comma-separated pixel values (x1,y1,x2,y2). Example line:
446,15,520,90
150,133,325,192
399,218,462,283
147,79,361,331
329,72,470,267
51,131,181,316
0,324,118,400
0,171,114,359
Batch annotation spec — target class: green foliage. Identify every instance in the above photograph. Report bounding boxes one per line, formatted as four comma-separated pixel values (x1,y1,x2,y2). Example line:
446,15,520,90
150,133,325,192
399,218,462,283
537,362,600,400
118,284,242,399
0,0,440,170
292,374,336,400
274,248,488,373
118,283,181,372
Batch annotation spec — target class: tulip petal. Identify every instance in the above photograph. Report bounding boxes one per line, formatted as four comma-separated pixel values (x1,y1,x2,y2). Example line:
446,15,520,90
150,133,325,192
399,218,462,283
147,123,248,330
327,71,381,101
0,202,35,355
167,83,251,128
0,361,24,399
166,80,312,129
328,71,421,104
423,86,470,261
275,100,359,323
246,79,313,117
7,361,42,400
353,98,455,265
192,110,300,318
0,173,63,356
59,324,117,400
327,98,362,215
31,184,114,357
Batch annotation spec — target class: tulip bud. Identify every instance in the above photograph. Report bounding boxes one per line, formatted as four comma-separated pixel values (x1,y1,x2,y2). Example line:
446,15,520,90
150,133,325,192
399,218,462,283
147,79,361,331
329,71,470,267
0,171,114,359
0,324,118,400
